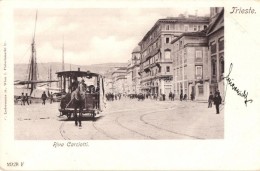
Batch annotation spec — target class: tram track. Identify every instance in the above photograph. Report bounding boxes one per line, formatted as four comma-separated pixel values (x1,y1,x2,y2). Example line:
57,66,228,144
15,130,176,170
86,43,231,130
59,121,70,140
110,105,179,140
90,104,164,140
139,112,204,140
114,104,205,140
91,121,117,140
113,106,180,140
115,116,155,139
59,101,207,140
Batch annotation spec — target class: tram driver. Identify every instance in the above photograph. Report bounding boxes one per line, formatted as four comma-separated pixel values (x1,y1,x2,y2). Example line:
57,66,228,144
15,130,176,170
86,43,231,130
79,79,87,92
70,77,79,93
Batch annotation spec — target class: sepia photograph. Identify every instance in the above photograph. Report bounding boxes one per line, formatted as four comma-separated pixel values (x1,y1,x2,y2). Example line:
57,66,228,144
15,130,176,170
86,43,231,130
14,7,224,140
1,0,260,170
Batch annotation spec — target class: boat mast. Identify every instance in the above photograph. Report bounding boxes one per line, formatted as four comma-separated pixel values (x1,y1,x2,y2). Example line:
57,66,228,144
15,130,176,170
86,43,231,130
27,10,38,96
49,65,52,87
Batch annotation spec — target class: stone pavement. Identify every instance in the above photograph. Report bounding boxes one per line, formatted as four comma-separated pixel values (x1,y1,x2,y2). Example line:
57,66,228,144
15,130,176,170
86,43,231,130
14,98,224,140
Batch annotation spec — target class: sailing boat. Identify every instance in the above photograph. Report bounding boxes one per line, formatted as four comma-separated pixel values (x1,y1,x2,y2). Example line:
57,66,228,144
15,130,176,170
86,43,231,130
14,11,58,103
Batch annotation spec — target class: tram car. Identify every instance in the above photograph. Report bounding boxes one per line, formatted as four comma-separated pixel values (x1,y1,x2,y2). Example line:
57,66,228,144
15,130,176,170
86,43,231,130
56,69,105,120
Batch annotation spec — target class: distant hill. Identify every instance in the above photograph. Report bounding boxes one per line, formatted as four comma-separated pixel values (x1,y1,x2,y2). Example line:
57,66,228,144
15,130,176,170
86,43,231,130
14,62,127,81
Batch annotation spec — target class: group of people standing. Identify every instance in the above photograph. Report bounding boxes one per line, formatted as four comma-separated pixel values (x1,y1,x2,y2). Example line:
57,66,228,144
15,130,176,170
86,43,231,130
208,91,222,114
41,91,54,105
168,91,192,101
106,93,122,101
19,93,30,105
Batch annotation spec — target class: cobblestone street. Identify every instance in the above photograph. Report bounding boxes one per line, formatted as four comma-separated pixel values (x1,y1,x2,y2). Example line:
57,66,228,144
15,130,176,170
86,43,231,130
15,98,224,140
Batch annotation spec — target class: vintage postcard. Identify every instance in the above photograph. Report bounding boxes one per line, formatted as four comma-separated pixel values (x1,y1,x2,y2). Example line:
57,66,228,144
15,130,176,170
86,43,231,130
0,0,260,170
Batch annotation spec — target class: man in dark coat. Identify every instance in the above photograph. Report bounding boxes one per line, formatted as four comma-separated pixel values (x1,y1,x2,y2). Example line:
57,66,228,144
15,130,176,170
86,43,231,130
190,92,194,101
71,87,83,127
213,91,222,114
25,93,30,105
172,92,175,101
180,90,183,101
41,91,47,105
70,77,79,92
183,94,187,101
21,93,25,105
169,92,172,101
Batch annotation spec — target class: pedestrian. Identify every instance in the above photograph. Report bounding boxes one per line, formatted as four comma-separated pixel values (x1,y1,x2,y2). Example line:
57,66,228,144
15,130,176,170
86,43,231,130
180,90,183,101
213,91,222,114
169,92,172,101
41,91,47,105
208,92,214,108
162,94,166,101
21,93,25,105
183,94,187,101
155,93,157,101
172,92,175,101
50,92,54,104
71,87,83,127
25,93,30,105
190,92,194,101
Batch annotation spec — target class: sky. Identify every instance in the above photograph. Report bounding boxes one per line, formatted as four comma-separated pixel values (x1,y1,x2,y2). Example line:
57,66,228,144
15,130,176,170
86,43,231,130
14,8,210,65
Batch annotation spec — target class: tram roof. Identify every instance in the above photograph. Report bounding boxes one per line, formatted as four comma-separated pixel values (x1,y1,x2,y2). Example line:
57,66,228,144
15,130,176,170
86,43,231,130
56,70,100,78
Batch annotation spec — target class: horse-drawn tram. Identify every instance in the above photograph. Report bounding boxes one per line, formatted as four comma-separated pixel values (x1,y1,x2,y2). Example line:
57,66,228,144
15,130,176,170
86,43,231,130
56,69,105,120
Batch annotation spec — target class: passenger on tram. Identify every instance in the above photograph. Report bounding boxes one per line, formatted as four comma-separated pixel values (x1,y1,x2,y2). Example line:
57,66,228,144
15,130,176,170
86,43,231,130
79,79,87,100
79,79,87,92
88,85,95,94
70,77,79,93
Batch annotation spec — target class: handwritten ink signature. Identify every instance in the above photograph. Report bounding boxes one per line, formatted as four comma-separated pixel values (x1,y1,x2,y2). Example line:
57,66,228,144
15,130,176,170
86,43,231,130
224,63,253,106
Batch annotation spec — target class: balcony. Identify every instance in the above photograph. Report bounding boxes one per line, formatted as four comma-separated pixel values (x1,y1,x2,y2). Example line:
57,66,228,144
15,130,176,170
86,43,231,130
142,48,160,62
155,72,172,78
141,74,155,82
161,58,172,63
195,74,203,80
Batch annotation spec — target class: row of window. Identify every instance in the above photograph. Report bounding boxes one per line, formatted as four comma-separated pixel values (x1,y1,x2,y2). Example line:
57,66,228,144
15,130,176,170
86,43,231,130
165,24,207,32
141,53,161,69
174,65,203,80
141,27,161,50
210,37,224,54
211,56,224,77
142,48,203,70
141,23,208,54
173,83,204,95
142,65,171,78
142,39,161,58
173,50,202,66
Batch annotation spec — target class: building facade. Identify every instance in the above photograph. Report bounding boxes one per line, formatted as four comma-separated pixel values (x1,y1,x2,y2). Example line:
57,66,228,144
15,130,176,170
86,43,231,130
171,32,210,100
207,7,224,97
131,45,141,94
104,76,113,93
126,45,141,95
138,16,209,98
111,67,127,94
126,60,133,94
